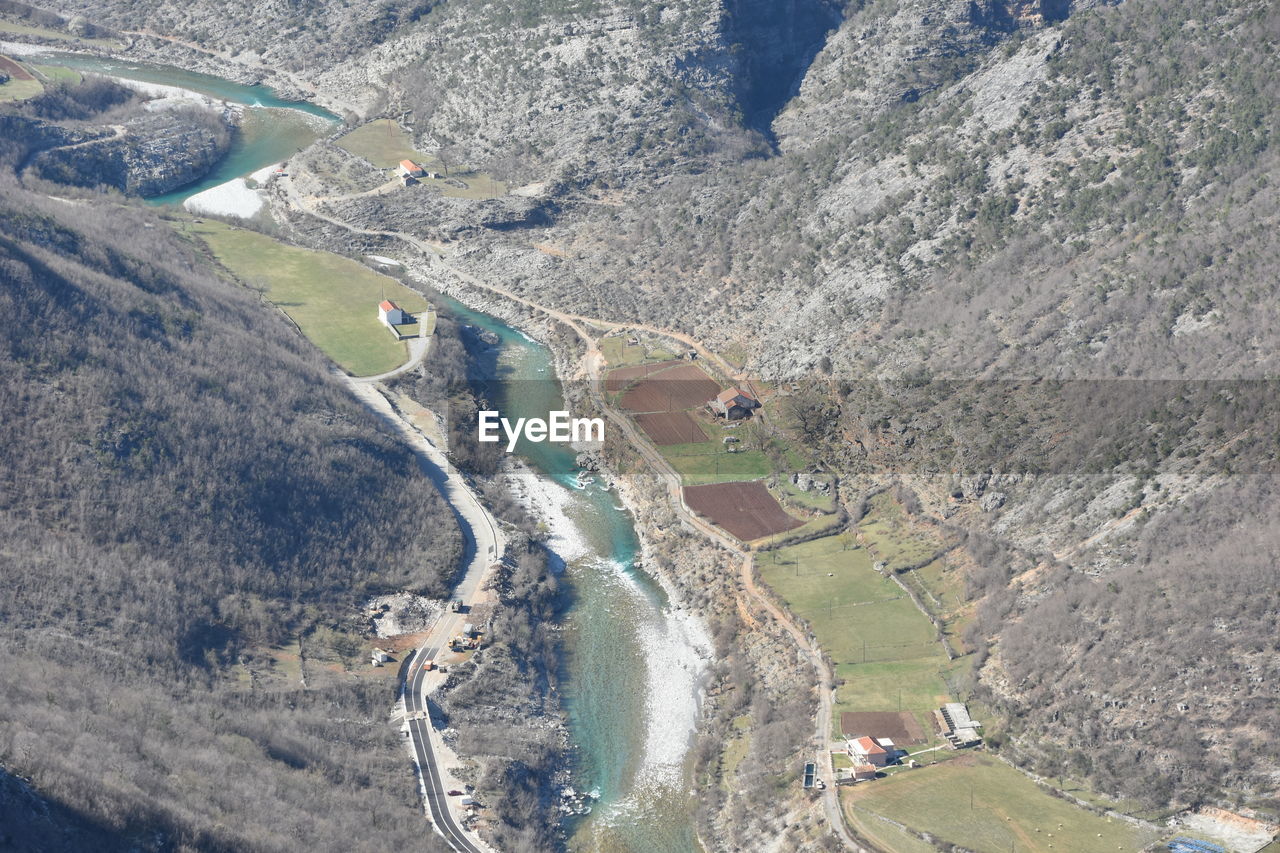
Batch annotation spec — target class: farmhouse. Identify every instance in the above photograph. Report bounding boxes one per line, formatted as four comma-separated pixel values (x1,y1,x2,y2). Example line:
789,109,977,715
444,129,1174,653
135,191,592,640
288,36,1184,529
398,159,425,179
708,387,760,420
847,735,891,767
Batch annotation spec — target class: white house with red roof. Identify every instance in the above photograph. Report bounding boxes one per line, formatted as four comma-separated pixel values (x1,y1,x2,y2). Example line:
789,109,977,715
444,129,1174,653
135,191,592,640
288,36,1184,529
397,159,425,179
378,299,408,329
847,735,891,767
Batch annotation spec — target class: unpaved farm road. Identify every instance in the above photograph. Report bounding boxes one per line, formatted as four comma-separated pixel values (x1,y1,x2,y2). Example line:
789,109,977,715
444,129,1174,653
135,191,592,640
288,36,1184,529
281,177,872,852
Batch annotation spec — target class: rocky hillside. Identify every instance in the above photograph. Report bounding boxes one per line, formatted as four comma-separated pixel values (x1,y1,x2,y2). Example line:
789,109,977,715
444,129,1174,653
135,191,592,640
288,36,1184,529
4,77,233,196
430,0,1277,380
30,105,230,195
0,180,459,850
18,0,1280,827
296,0,1276,816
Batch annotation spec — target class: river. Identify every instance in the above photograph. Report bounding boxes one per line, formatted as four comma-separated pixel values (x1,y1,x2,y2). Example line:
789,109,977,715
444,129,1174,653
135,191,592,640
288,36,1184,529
445,295,708,853
27,49,708,852
15,51,339,204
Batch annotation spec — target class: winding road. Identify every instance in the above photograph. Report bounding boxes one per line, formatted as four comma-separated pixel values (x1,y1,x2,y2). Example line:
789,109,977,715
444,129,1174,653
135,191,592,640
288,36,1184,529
285,177,871,851
342,379,501,853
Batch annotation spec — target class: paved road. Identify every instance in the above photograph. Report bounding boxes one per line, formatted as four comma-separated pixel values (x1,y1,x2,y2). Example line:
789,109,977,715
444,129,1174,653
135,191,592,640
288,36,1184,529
405,640,484,853
356,334,432,384
341,378,501,852
292,181,871,851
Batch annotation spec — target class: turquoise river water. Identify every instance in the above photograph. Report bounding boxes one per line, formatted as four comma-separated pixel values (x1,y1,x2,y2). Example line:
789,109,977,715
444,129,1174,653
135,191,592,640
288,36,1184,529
22,51,339,204
22,49,706,851
443,295,706,852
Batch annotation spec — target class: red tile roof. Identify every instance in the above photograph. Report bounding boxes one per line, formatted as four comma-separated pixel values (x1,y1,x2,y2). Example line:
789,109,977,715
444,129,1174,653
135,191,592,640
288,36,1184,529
379,300,398,312
852,736,887,755
716,387,758,405
399,159,421,171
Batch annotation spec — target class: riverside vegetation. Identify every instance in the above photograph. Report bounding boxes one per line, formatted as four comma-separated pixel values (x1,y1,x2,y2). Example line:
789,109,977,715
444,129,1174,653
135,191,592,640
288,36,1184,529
2,0,1278,848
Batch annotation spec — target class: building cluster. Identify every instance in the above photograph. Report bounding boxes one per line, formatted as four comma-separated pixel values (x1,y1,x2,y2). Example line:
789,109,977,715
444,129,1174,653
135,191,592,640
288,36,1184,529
397,159,440,185
834,703,983,785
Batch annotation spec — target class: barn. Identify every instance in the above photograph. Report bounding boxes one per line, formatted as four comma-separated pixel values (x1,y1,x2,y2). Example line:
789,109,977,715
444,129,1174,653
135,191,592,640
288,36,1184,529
708,387,760,420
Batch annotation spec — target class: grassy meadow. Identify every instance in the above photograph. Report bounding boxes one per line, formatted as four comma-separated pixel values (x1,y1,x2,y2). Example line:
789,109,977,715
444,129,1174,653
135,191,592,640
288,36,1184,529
600,334,677,367
757,533,955,736
335,118,507,200
842,754,1160,853
186,220,430,376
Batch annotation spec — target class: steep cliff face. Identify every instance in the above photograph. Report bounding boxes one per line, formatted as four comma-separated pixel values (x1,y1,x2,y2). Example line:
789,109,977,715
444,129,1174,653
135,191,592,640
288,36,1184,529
717,0,845,135
772,0,1114,151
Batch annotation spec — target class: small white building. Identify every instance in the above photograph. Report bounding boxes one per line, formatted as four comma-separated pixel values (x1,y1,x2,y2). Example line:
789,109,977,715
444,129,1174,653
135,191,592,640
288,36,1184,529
398,159,425,179
378,299,408,328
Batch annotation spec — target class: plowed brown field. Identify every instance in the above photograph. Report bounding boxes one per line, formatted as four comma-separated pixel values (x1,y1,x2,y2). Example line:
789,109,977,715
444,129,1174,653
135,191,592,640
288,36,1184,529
620,363,720,412
684,481,802,541
635,411,708,445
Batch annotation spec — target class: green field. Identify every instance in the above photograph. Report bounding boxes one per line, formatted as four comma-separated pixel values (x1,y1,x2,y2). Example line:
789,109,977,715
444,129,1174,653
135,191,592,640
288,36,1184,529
843,754,1160,853
0,75,41,101
31,64,82,84
0,55,41,101
187,221,430,376
600,335,677,367
859,492,944,569
758,534,958,736
843,806,943,853
655,414,817,485
759,537,939,663
833,657,953,717
335,119,430,169
335,119,507,199
660,441,774,484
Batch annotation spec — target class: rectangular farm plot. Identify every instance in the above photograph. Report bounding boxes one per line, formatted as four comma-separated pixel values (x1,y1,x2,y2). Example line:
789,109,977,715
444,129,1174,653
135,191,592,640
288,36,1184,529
635,411,709,445
840,711,927,745
605,359,683,392
619,363,721,412
684,481,802,541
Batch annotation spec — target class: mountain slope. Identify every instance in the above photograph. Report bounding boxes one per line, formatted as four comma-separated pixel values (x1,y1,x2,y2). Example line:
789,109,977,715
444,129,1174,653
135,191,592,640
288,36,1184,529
0,180,457,850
